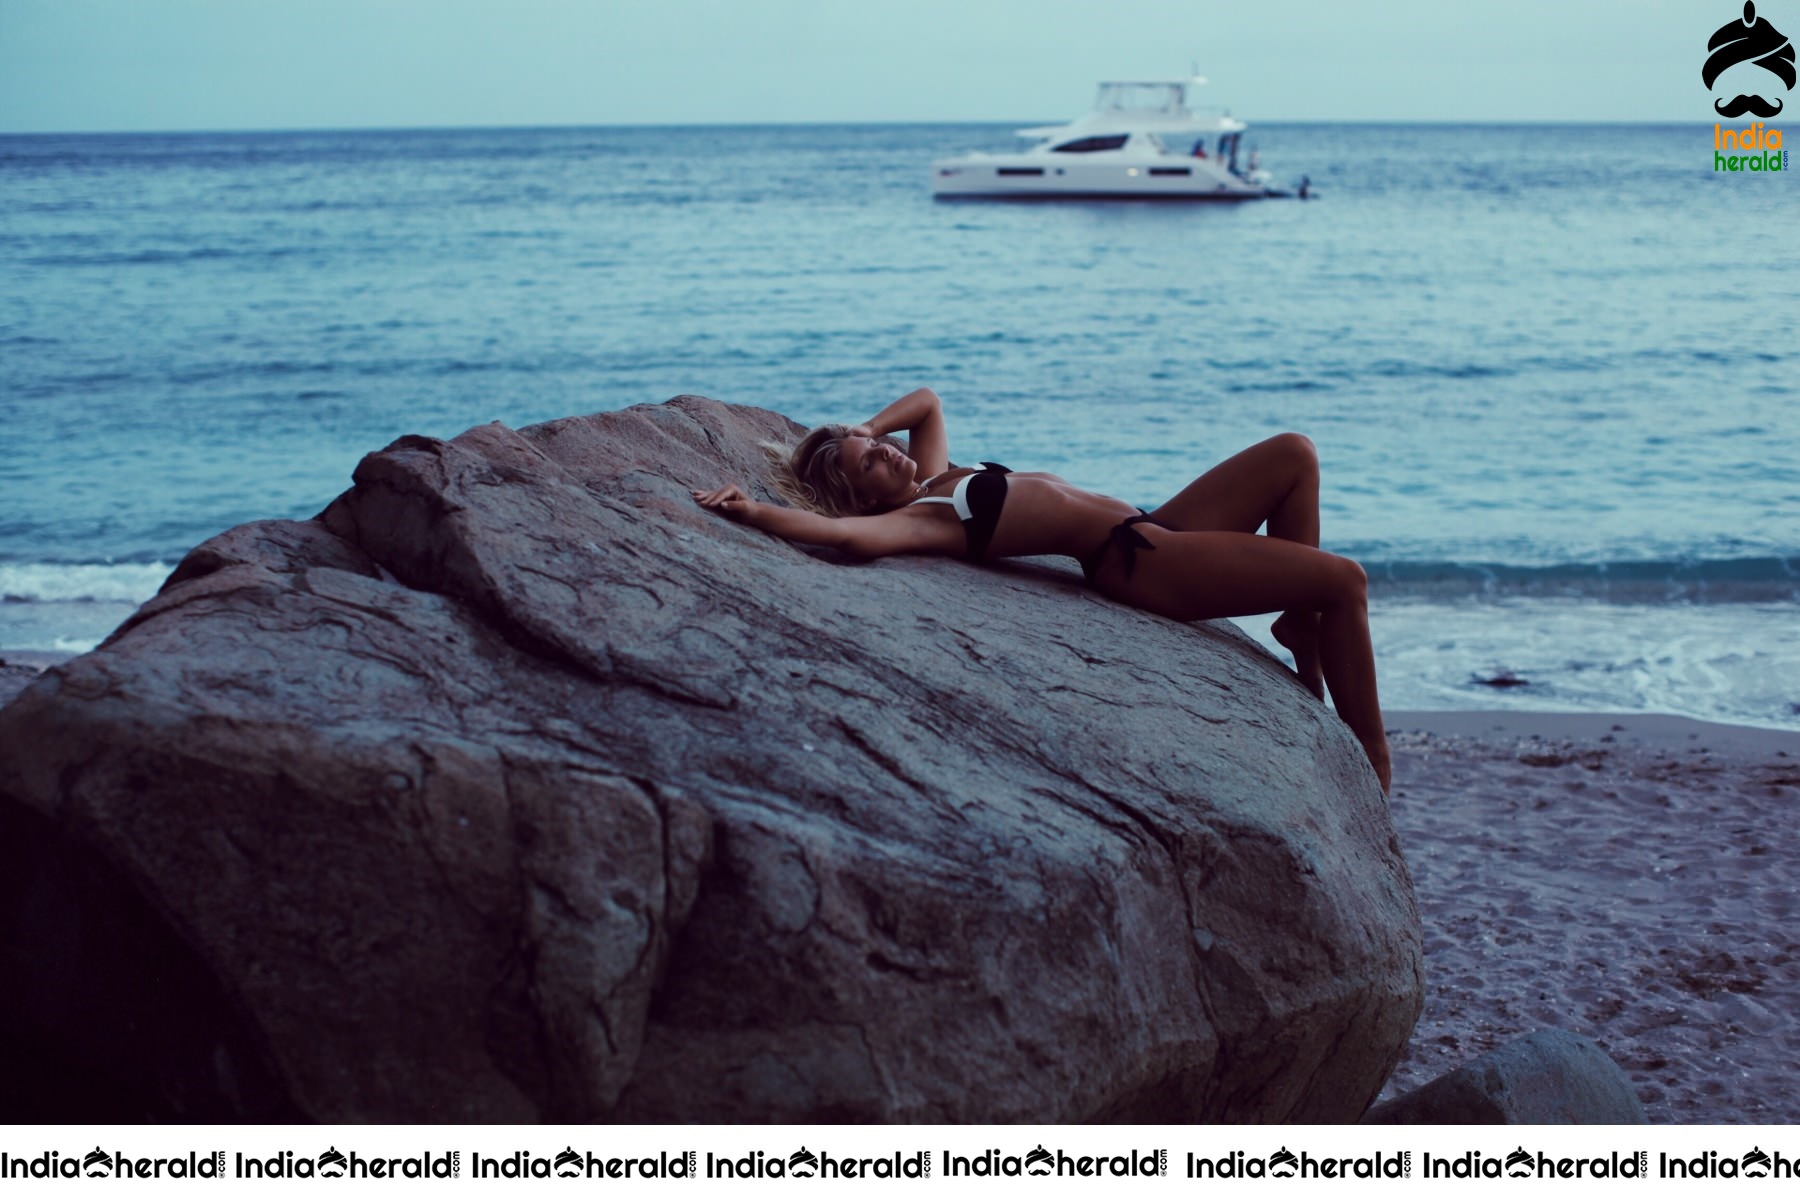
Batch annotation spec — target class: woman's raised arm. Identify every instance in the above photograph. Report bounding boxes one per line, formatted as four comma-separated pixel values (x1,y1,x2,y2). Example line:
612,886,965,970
853,388,949,480
691,485,957,558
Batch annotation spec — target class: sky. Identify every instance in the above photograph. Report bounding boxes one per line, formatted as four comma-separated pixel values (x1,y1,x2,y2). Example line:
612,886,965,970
0,0,1765,132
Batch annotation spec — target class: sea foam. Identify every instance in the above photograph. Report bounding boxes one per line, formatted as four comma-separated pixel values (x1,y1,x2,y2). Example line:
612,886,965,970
0,562,170,605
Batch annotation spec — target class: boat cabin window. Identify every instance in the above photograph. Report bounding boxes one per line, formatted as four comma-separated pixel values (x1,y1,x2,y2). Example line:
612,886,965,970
1050,134,1130,154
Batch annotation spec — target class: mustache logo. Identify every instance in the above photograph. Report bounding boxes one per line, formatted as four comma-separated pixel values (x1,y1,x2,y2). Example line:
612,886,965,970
1715,92,1785,116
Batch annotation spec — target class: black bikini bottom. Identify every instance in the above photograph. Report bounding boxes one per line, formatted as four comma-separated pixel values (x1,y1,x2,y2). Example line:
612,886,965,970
1080,512,1161,583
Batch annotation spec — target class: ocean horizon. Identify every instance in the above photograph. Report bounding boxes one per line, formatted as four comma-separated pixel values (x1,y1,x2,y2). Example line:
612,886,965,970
0,118,1748,135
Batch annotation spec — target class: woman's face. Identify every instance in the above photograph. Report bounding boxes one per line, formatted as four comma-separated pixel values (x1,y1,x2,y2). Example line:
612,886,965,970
838,435,918,512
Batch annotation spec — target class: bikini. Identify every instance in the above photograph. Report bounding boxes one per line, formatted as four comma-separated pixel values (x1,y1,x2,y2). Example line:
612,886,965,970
1083,514,1161,583
908,462,1011,561
909,462,1161,581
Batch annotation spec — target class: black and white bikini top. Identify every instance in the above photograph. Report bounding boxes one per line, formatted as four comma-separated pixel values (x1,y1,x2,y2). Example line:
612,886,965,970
908,462,1010,561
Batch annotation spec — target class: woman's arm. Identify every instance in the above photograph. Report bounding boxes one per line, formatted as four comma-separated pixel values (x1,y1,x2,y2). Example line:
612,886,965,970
854,388,949,480
691,485,957,558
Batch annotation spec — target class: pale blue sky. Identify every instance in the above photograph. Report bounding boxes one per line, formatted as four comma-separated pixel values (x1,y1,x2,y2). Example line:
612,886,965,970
0,0,1756,131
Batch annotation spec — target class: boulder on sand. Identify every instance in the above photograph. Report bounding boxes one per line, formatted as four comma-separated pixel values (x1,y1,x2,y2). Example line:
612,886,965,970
1363,1029,1648,1124
0,396,1421,1122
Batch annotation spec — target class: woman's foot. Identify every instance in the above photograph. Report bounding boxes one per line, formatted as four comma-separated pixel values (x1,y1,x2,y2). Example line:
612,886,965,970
1271,610,1325,700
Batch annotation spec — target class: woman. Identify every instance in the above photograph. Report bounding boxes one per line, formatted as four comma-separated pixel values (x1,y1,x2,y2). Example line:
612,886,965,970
693,387,1390,791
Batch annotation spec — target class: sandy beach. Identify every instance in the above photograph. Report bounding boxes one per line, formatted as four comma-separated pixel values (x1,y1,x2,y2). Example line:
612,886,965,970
3,651,1794,1124
1380,710,1800,1124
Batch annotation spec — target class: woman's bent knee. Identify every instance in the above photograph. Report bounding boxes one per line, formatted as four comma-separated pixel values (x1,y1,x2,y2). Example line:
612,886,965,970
1271,431,1318,470
1329,554,1367,604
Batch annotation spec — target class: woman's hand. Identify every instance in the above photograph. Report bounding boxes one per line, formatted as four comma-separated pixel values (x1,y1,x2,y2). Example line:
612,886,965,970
691,484,758,522
845,423,876,439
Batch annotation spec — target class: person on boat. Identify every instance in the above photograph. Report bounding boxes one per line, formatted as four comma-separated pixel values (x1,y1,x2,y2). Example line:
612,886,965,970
692,387,1391,791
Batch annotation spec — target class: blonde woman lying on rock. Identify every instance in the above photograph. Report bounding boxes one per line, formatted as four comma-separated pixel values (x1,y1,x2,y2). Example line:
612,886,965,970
693,387,1390,791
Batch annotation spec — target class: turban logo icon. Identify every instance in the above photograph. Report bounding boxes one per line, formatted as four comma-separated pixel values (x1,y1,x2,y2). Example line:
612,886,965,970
1704,2,1796,117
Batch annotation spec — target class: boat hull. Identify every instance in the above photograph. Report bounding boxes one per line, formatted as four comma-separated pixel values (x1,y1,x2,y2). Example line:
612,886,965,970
931,154,1272,199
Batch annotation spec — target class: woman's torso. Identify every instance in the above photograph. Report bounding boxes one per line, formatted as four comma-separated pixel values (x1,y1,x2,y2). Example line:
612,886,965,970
910,466,1138,562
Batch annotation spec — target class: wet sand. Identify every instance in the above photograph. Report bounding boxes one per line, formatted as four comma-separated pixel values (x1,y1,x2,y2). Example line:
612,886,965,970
1380,711,1800,1123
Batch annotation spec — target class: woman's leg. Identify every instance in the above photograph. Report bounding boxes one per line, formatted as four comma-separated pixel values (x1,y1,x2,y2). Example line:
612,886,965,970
1097,527,1390,792
1146,433,1326,697
1146,431,1320,540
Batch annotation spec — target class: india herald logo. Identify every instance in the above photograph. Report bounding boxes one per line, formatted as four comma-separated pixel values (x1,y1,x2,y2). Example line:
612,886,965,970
1705,2,1796,116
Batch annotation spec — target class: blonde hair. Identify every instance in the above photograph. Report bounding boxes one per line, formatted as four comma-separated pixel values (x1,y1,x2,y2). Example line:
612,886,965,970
765,425,909,518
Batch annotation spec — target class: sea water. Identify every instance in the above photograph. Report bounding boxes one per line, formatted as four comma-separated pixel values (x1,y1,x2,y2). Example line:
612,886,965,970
2,123,1796,727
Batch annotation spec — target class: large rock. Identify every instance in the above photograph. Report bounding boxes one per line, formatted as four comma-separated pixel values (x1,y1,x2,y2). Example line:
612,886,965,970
0,396,1421,1122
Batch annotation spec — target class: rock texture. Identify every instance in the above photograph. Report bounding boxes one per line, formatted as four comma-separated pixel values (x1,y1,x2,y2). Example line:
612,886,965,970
1363,1029,1647,1123
0,396,1421,1123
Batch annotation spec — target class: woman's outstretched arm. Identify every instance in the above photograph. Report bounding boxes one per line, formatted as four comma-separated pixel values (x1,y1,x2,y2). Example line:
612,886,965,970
852,388,948,479
692,485,957,558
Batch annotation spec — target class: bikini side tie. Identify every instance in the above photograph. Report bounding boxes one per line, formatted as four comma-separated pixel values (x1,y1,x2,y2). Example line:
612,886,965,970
1082,511,1160,581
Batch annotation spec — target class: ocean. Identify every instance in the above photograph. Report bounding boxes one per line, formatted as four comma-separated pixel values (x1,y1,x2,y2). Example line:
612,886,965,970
2,122,1796,728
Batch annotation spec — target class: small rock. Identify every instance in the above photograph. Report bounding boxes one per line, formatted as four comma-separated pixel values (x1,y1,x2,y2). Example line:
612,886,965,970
1363,1028,1647,1124
0,664,43,712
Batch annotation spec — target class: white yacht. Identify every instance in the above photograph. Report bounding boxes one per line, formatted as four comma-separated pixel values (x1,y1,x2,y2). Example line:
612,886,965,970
931,79,1297,200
